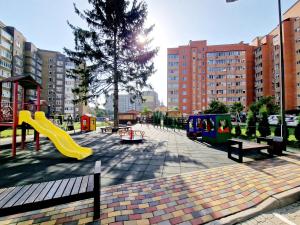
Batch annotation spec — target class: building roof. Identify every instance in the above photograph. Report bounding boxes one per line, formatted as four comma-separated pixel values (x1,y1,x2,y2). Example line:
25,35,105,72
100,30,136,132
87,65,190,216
0,75,42,89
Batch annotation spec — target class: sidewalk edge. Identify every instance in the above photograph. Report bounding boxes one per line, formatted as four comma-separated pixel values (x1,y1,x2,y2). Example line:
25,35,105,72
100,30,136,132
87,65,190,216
214,186,300,225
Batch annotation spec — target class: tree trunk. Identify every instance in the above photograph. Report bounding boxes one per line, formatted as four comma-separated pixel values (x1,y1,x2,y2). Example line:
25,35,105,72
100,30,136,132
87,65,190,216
113,31,119,129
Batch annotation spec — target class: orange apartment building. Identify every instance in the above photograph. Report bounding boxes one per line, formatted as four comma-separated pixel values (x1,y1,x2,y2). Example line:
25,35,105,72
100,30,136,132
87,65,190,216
168,0,300,114
251,0,300,111
167,41,254,115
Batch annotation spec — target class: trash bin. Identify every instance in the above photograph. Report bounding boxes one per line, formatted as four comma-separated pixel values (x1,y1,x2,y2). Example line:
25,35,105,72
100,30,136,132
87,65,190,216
272,136,284,156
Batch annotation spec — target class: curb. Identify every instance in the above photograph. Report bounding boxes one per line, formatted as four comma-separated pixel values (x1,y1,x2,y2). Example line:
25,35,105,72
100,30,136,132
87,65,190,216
211,186,300,225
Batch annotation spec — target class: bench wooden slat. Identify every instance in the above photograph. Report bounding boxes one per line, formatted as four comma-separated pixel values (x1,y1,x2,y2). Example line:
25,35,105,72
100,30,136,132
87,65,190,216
62,178,76,197
79,175,89,194
34,181,55,202
0,187,23,208
0,161,101,220
4,185,32,208
24,183,48,204
44,180,62,200
87,175,94,192
53,179,69,198
71,177,83,195
0,187,14,202
14,184,39,205
0,188,7,195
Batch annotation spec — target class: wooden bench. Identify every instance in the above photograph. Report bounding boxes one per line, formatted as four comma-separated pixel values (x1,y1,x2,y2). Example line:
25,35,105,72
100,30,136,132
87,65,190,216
101,126,131,133
227,138,272,163
0,161,101,219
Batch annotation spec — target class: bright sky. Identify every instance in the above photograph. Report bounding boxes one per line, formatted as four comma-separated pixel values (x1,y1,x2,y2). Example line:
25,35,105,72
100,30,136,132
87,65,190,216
0,0,298,105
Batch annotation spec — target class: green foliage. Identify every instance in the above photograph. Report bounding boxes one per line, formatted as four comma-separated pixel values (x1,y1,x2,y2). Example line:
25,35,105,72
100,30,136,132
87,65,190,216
249,96,279,116
258,105,271,137
230,102,244,114
93,105,107,117
65,0,158,127
246,110,256,137
235,124,242,137
141,106,151,115
275,124,289,141
295,123,300,141
204,100,229,114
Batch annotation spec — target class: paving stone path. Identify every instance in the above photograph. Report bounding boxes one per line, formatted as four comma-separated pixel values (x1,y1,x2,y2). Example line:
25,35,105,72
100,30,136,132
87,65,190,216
0,154,299,225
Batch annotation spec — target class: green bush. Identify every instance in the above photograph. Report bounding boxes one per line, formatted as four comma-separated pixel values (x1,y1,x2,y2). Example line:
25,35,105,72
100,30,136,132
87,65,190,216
258,105,271,137
246,110,256,137
235,124,242,137
275,124,289,141
295,116,300,141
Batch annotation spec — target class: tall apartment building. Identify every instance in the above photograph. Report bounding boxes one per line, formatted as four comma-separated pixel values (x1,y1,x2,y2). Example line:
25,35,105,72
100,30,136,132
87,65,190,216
24,42,42,99
251,0,300,111
105,90,160,113
5,26,26,77
39,49,80,117
65,59,80,117
167,41,254,115
0,21,13,102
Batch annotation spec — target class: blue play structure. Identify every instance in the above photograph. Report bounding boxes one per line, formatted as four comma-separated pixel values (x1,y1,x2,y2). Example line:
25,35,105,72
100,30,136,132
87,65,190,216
186,114,232,144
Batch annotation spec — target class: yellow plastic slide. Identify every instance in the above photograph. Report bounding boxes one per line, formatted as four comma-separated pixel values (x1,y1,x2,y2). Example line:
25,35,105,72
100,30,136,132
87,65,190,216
18,110,93,160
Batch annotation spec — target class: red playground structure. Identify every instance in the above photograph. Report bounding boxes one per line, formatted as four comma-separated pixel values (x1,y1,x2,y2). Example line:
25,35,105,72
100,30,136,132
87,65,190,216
0,75,42,157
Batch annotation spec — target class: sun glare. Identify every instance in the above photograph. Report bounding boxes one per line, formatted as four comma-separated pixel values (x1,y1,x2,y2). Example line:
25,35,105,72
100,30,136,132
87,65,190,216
137,34,147,44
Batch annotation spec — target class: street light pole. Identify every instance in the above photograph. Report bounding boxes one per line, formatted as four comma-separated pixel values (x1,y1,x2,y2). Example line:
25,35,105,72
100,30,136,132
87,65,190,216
277,0,286,142
226,0,286,142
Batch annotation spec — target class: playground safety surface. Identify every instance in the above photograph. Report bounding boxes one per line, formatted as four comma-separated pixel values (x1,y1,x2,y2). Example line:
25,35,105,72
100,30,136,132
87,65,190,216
0,125,279,188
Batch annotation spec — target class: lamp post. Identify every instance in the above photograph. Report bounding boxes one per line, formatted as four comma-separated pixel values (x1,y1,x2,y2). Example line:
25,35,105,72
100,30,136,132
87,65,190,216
226,0,286,141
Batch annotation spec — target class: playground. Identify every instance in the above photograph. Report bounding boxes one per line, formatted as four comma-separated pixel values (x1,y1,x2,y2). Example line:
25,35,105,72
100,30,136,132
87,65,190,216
0,125,299,225
0,76,298,224
0,124,279,188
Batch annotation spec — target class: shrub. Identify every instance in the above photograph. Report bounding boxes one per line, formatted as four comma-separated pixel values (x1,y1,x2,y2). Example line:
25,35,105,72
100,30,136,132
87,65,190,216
246,110,256,137
235,124,242,137
258,105,271,137
295,115,300,141
274,123,289,141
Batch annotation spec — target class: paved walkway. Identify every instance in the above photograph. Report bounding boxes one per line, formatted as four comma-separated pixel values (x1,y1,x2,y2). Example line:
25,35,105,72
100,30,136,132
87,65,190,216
0,154,299,225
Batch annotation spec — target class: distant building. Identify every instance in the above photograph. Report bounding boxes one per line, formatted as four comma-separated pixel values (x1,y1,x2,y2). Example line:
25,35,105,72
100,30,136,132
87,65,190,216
39,50,80,117
0,21,13,102
168,40,254,115
24,42,42,100
141,90,159,111
105,90,160,113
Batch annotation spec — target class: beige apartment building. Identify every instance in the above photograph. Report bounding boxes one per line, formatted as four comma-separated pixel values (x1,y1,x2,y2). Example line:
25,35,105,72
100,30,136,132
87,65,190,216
0,21,13,102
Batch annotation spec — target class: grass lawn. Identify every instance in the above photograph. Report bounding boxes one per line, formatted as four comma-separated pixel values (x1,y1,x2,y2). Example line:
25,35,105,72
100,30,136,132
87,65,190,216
0,121,111,138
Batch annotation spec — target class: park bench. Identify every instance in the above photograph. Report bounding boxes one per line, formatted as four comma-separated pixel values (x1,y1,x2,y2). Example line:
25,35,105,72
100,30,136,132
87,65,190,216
0,161,101,220
227,138,272,163
100,126,131,133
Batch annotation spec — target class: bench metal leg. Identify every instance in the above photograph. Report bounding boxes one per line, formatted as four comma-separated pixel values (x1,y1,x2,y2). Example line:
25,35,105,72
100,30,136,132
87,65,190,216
93,172,101,220
238,150,243,163
227,145,232,159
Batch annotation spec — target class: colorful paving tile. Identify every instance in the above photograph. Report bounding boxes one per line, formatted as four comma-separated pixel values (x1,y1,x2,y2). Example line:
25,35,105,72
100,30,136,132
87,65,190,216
0,154,300,225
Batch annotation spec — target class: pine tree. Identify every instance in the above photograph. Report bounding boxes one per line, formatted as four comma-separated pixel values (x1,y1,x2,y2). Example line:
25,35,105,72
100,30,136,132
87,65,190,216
64,0,158,128
258,105,271,137
246,110,256,137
